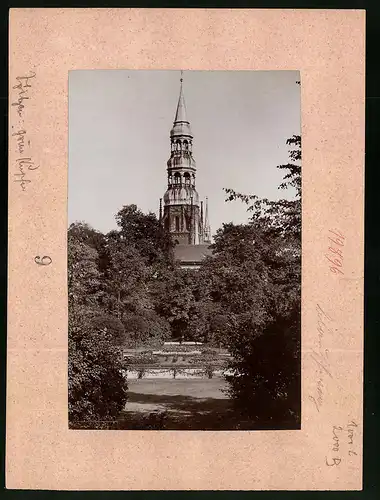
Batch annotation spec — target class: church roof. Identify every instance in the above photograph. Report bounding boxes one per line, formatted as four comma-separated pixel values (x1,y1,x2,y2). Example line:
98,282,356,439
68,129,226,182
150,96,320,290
174,81,188,123
171,77,192,137
174,244,213,264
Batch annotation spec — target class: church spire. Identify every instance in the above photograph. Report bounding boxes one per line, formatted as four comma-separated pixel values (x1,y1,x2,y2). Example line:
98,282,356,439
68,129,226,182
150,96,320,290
171,71,192,138
204,197,211,243
160,73,212,269
163,72,200,245
174,71,188,123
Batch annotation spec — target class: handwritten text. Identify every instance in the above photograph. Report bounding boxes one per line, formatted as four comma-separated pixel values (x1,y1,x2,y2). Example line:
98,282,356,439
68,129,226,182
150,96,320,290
309,304,333,413
12,72,36,117
326,229,345,276
326,420,359,466
11,71,39,191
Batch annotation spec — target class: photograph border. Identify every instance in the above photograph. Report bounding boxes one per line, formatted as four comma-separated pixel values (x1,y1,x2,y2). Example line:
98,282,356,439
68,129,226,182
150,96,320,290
4,3,373,494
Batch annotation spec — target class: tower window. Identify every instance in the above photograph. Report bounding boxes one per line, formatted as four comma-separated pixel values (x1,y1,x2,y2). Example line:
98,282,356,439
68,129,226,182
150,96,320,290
184,140,188,150
175,216,180,232
184,172,190,185
174,173,180,184
176,140,181,151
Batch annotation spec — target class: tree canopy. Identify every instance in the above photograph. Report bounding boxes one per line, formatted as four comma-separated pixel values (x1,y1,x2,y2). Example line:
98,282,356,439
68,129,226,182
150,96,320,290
68,134,301,429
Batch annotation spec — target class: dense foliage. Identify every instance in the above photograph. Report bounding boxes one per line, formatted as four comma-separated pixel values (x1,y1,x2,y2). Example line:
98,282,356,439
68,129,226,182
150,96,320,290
222,135,301,426
68,136,301,429
68,228,128,427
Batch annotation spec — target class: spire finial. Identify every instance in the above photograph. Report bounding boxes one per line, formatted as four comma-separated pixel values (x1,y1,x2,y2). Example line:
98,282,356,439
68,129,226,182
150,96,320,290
180,70,183,83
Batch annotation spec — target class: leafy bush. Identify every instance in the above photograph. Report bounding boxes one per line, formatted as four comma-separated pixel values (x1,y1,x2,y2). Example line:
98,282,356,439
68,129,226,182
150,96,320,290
204,364,214,379
226,307,300,426
68,310,128,426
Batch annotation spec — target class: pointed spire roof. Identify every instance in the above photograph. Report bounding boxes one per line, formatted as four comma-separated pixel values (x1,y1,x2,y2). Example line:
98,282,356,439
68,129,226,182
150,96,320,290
171,72,192,137
205,197,210,224
174,75,188,123
204,197,211,243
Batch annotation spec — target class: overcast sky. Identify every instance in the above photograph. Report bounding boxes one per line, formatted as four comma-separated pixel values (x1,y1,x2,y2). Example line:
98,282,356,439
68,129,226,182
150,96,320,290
68,70,300,237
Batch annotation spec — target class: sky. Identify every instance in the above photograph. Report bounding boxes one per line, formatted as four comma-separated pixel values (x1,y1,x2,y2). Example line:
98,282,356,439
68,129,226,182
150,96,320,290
68,70,300,238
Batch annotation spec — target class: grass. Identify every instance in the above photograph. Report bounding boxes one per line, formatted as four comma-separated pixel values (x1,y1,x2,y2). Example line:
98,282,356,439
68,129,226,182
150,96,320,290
114,377,255,430
70,377,300,431
127,378,228,399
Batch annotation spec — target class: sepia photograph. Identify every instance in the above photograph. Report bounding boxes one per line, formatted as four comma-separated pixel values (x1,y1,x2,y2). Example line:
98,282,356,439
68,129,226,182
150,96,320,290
68,69,301,430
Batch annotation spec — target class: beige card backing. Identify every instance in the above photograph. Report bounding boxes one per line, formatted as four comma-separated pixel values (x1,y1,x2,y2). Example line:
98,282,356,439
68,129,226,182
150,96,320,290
7,8,365,490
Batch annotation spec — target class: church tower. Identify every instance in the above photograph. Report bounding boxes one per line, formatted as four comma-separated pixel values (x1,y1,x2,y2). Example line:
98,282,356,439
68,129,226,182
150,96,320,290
161,74,206,245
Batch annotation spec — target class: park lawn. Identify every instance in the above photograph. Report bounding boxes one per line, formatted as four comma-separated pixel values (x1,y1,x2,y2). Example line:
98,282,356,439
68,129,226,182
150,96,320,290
115,377,249,430
127,377,229,400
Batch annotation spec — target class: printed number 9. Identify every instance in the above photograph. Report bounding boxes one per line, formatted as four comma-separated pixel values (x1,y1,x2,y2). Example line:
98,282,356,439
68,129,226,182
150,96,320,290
35,255,52,266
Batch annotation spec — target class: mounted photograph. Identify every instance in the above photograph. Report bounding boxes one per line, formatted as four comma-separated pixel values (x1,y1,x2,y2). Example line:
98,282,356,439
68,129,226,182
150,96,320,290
68,69,301,430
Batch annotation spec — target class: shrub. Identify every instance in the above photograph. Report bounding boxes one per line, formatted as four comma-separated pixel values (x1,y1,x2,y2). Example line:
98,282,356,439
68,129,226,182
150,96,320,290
69,311,128,427
204,364,214,379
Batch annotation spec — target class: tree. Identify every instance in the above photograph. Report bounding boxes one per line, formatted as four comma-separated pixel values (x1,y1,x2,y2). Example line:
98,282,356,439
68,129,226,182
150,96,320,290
199,223,272,344
153,267,196,341
90,312,125,346
102,230,150,320
68,224,128,428
68,309,128,428
68,231,103,311
115,204,174,267
225,135,301,239
225,305,300,427
68,221,109,274
123,310,171,347
217,135,301,427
